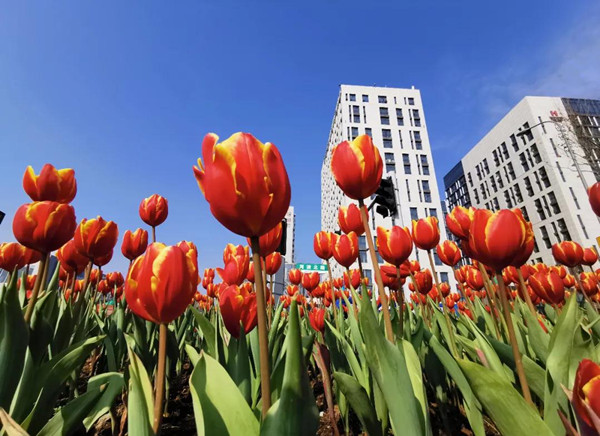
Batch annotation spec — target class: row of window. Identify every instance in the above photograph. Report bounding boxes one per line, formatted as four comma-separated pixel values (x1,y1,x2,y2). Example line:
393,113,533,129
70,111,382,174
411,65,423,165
347,126,423,150
345,93,416,106
348,105,421,127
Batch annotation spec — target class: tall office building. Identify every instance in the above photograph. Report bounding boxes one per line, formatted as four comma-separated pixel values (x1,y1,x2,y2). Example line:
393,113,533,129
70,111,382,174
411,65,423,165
444,96,600,265
284,206,296,265
321,84,455,289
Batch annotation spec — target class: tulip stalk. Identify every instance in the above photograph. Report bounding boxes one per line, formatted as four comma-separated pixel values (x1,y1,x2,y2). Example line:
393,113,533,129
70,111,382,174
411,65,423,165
153,322,168,434
395,267,404,337
477,264,503,339
516,269,537,315
571,267,595,307
357,199,394,342
325,259,339,328
250,237,272,417
495,272,533,406
24,252,49,324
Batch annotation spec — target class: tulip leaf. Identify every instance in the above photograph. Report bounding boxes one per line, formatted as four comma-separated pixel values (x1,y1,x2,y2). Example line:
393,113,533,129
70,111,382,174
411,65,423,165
359,295,426,435
325,320,367,389
333,371,382,436
403,339,432,435
127,346,154,436
191,307,216,358
459,359,553,435
83,372,125,431
189,351,259,436
0,407,28,436
261,301,319,436
185,343,201,367
520,303,549,364
37,385,104,436
0,274,28,411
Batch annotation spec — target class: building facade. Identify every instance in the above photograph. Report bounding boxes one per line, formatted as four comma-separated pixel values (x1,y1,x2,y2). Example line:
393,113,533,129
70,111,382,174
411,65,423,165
443,96,600,265
321,84,455,290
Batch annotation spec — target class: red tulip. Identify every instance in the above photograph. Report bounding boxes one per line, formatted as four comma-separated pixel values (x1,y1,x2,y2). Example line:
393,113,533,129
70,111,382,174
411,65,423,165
308,307,326,333
22,247,42,266
106,271,124,288
445,206,474,240
529,271,565,305
313,231,336,260
439,282,451,298
572,359,600,429
338,204,365,235
436,240,461,266
343,269,362,289
125,242,198,324
22,163,77,204
330,134,383,200
552,241,584,268
217,254,249,286
411,217,440,251
588,182,600,217
202,268,215,289
564,274,576,288
139,194,169,227
286,285,299,296
194,132,291,237
98,280,111,295
288,268,302,285
248,222,282,257
94,250,113,267
468,209,529,272
414,270,433,295
13,201,76,253
223,244,249,264
376,226,413,266
74,217,119,262
301,272,320,292
509,218,535,267
332,232,359,268
219,284,258,338
121,228,149,261
265,252,282,275
583,248,598,267
579,272,599,297
0,242,27,272
465,266,484,290
56,240,89,274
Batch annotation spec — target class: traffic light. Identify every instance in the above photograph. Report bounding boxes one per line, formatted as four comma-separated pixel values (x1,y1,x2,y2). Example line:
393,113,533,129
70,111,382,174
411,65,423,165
373,177,397,218
276,218,287,256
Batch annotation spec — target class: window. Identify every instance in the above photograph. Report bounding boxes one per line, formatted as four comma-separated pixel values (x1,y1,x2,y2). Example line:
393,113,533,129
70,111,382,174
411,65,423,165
358,235,367,250
520,206,530,221
570,187,580,209
422,180,431,202
403,154,411,174
406,180,411,201
490,177,497,191
510,134,519,152
398,131,404,148
514,183,523,203
408,97,415,105
519,152,529,171
365,128,372,137
380,107,390,125
385,152,395,163
351,127,358,140
349,94,356,101
378,95,387,104
578,215,589,239
501,142,509,159
530,144,541,164
396,108,404,126
467,173,473,187
493,197,500,210
548,191,560,214
360,251,368,263
535,199,546,220
540,225,552,249
433,252,442,266
507,163,515,180
483,158,490,174
504,190,512,208
362,94,369,102
429,208,437,218
524,176,534,196
539,167,550,188
440,272,449,283
386,163,395,173
496,172,504,188
492,150,500,166
420,155,430,175
556,162,566,182
352,105,360,123
557,218,571,241
412,109,421,127
410,207,418,221
549,138,559,157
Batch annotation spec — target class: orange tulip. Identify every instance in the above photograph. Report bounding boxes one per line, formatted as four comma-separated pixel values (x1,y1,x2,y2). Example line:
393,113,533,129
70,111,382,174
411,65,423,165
13,201,76,253
288,268,302,285
74,217,119,262
139,194,169,227
583,248,598,267
338,204,365,235
125,242,198,324
265,252,282,275
436,240,461,266
301,272,320,292
0,242,27,272
439,282,451,298
588,182,600,217
411,216,440,251
529,271,565,305
56,240,88,274
579,272,599,297
445,206,474,240
330,134,383,200
121,228,149,261
468,209,529,272
413,269,433,295
308,307,326,333
572,359,600,429
332,232,359,268
22,163,77,204
248,222,282,257
376,226,413,267
552,241,584,268
223,244,249,264
219,284,258,338
194,132,291,237
202,268,215,289
313,231,336,260
343,269,362,289
509,218,535,267
22,246,42,265
286,285,299,296
106,271,124,288
217,253,249,286
465,266,484,290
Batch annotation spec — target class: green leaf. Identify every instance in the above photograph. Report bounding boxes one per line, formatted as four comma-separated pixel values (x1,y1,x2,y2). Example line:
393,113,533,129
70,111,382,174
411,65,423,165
333,372,382,436
261,301,319,436
189,352,259,436
520,304,549,364
83,372,125,431
127,346,155,436
0,274,28,410
403,340,432,436
37,386,104,436
325,320,367,389
459,359,553,435
359,296,425,435
191,307,217,358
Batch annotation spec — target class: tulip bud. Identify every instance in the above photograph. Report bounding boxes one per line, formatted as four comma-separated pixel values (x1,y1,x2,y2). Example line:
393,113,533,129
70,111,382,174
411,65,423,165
139,194,169,227
13,201,76,253
22,164,77,204
338,204,365,235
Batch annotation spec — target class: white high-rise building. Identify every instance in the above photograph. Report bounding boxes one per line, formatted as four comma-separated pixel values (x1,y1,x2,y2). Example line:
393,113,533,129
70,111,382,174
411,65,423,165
321,84,455,289
444,97,600,265
284,206,296,265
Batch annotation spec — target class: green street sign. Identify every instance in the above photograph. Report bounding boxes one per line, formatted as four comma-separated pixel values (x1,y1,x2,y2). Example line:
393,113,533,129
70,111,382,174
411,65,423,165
295,263,327,272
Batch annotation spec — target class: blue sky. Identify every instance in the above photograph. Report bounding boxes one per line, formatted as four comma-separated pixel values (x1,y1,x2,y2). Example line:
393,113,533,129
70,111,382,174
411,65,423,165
1,1,599,275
